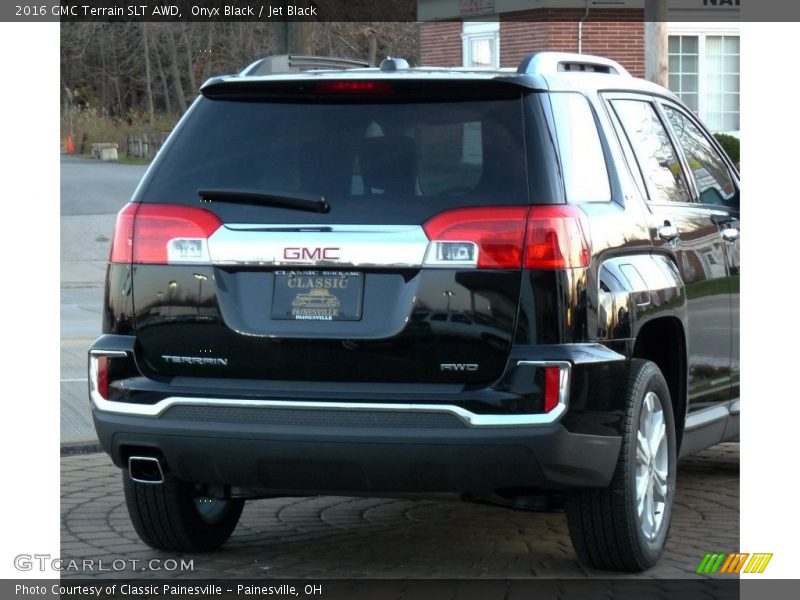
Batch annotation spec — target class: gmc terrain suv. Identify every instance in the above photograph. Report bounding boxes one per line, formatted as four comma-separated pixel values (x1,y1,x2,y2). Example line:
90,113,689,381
89,52,740,571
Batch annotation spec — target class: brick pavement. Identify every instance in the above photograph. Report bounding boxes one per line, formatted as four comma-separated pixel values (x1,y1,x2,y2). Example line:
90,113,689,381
59,443,739,579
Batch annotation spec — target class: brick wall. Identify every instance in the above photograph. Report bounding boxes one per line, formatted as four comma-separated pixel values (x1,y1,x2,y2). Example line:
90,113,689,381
419,21,463,67
421,9,645,78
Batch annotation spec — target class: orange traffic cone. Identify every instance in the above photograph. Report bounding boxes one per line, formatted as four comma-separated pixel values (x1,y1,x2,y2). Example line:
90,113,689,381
66,135,75,154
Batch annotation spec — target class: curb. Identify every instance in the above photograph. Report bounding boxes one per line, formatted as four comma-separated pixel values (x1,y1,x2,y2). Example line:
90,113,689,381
61,442,103,456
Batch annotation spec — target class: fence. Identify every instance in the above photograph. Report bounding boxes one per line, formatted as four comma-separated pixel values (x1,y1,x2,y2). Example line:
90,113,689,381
126,132,170,160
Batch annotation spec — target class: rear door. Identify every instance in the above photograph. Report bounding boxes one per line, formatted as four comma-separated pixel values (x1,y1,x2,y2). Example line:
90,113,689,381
659,101,740,406
607,95,732,415
128,81,551,385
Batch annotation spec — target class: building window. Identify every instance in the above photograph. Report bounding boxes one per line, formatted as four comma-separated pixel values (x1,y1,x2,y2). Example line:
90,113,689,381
668,29,740,135
462,21,499,68
668,36,699,113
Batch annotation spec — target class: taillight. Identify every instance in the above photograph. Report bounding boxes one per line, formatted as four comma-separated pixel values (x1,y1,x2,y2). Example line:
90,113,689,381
422,205,590,270
524,206,590,269
109,203,138,263
423,207,528,269
109,203,222,265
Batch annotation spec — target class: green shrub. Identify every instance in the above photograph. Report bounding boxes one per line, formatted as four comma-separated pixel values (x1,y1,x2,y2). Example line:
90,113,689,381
713,133,739,169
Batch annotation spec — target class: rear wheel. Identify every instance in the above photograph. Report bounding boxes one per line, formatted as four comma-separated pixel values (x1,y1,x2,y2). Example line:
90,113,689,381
565,359,677,571
123,472,244,552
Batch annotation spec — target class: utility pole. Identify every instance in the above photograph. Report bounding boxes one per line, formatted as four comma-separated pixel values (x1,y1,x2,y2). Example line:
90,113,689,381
644,0,668,87
274,22,313,55
274,22,288,53
288,22,313,54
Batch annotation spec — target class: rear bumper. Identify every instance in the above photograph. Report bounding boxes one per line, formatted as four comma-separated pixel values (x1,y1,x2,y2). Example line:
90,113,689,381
93,408,620,494
90,334,625,494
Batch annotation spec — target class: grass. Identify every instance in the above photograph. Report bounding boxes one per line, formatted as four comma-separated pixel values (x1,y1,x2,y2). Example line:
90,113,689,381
65,152,152,166
685,274,740,300
61,107,178,160
116,155,153,165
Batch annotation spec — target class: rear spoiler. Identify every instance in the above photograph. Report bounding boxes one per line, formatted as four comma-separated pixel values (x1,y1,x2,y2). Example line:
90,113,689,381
241,54,370,76
200,76,544,102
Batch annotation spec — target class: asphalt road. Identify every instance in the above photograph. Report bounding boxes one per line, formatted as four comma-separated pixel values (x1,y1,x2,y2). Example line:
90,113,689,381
60,155,146,291
60,155,147,217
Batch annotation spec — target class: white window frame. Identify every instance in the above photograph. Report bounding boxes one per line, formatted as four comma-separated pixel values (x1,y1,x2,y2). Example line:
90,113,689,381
462,20,500,68
668,23,740,137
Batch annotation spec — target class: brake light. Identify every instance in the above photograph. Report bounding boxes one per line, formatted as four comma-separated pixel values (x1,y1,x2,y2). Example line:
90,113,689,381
315,81,393,94
422,206,590,270
524,206,590,269
423,207,528,269
109,203,138,263
109,203,222,265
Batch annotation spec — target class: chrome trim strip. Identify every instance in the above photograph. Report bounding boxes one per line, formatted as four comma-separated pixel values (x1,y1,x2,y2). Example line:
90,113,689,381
90,360,571,428
89,350,128,358
684,404,730,432
207,224,430,268
89,353,129,401
517,360,571,412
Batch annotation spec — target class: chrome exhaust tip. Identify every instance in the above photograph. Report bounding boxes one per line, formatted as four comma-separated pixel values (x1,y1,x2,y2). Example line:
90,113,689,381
128,456,164,484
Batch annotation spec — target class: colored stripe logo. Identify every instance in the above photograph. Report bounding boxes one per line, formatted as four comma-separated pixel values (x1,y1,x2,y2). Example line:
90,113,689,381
697,552,773,574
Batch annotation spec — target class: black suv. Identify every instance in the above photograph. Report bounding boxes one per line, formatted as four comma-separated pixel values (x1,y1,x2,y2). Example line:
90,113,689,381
90,52,740,572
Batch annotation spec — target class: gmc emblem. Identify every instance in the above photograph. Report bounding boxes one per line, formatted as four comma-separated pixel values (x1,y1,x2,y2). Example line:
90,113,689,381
283,247,341,261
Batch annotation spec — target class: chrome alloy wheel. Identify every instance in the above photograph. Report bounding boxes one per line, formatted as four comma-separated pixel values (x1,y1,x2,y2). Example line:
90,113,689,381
635,391,669,540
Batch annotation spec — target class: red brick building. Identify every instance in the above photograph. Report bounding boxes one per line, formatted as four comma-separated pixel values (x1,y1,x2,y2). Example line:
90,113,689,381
420,7,645,77
417,1,740,134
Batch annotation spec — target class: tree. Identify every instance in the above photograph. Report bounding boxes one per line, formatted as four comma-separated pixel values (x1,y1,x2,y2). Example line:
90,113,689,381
60,22,418,120
141,22,154,125
289,22,314,54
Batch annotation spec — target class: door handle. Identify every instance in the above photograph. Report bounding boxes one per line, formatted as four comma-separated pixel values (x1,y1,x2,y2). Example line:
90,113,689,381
657,223,680,242
721,227,739,242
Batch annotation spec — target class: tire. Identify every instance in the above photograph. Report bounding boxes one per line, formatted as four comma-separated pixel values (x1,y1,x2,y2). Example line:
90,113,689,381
565,359,677,572
123,471,244,552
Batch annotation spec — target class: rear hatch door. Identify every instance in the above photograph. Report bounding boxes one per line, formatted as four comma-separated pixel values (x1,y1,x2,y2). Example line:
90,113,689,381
128,78,544,385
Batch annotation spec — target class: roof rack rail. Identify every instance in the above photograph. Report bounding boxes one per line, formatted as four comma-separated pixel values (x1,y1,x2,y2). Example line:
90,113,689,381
241,54,370,76
517,52,629,76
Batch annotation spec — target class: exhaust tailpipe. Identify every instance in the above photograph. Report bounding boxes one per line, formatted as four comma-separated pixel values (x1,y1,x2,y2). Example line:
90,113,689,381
128,456,164,484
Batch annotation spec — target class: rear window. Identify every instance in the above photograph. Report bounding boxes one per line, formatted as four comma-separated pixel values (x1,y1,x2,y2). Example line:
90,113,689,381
137,97,532,224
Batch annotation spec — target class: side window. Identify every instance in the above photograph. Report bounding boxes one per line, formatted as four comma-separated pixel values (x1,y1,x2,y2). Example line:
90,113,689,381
663,105,737,207
607,106,648,200
450,313,471,325
550,93,611,203
612,99,691,204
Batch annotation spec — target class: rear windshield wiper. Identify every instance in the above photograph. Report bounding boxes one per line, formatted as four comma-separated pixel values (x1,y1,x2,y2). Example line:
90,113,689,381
198,189,329,213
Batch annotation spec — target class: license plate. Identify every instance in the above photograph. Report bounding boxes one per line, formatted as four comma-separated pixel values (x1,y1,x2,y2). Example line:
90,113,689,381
271,271,363,321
